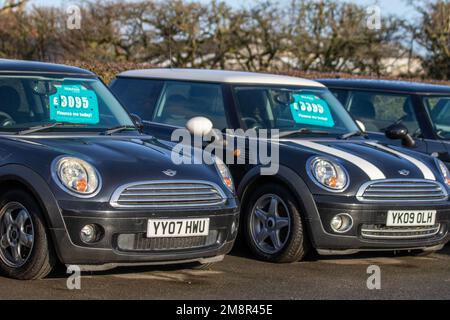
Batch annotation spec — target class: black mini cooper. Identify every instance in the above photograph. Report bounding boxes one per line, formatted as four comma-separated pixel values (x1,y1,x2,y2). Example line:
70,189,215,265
318,79,450,166
0,61,238,280
112,69,450,263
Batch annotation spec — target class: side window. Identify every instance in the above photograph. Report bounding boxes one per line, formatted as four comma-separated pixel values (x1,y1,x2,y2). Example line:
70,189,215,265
426,97,450,122
347,91,420,135
0,79,34,124
153,81,228,130
329,89,349,107
110,78,164,121
424,97,450,139
234,87,272,129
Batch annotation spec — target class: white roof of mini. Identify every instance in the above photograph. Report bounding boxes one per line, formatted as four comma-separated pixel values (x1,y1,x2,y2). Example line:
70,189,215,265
118,68,325,87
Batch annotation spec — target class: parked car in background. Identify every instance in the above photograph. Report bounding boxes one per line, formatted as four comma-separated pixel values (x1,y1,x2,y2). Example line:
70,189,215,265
111,69,450,263
318,79,450,165
0,60,239,280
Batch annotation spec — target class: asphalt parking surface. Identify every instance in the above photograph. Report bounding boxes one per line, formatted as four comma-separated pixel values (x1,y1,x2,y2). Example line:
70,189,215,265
0,246,449,300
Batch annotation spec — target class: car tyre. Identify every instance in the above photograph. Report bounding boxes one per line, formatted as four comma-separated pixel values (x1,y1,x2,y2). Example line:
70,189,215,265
0,189,56,280
244,183,308,263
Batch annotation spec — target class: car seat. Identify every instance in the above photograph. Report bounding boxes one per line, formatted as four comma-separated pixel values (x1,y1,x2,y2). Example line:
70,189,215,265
349,93,378,132
189,86,227,129
160,94,191,127
235,89,269,129
401,98,420,135
0,86,21,125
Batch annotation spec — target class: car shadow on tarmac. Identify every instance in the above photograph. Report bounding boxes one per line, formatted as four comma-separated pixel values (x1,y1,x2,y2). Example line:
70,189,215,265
47,263,212,280
44,243,450,280
229,241,450,262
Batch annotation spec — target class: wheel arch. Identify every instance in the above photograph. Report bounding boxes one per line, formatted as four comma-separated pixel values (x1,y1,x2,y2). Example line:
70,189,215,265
239,165,318,215
237,165,320,244
0,164,65,232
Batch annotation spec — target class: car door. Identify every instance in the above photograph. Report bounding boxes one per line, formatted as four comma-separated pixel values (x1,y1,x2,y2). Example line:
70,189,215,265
338,89,429,154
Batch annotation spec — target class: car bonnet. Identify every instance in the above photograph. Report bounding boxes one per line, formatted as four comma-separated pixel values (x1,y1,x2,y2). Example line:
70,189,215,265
280,138,440,182
3,135,222,187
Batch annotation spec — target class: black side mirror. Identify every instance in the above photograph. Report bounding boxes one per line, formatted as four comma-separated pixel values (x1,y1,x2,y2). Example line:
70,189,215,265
385,123,415,148
130,113,144,132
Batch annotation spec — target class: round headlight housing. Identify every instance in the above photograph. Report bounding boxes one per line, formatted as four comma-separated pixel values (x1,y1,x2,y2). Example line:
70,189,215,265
214,156,234,192
309,157,349,192
435,158,450,186
53,157,101,197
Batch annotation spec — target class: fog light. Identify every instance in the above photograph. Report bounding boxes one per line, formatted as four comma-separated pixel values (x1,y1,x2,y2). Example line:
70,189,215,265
330,214,353,233
80,224,98,243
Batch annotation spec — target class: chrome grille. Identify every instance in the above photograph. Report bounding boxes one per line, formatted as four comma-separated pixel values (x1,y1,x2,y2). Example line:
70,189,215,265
361,224,441,240
357,180,448,202
110,180,226,208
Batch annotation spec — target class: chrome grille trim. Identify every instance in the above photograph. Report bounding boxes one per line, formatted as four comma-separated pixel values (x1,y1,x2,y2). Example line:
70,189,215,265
356,179,448,202
110,180,227,208
361,224,441,240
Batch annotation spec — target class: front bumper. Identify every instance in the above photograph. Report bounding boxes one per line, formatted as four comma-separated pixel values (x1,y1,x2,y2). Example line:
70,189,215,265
51,199,239,267
306,195,450,254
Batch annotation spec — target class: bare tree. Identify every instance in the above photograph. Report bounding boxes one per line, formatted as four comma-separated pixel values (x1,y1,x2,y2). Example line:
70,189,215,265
0,0,26,13
0,0,416,77
415,0,450,80
286,0,405,75
202,0,243,69
229,1,286,71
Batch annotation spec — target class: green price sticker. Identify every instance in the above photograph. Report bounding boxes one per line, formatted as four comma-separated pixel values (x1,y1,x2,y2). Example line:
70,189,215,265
50,85,99,124
290,94,335,128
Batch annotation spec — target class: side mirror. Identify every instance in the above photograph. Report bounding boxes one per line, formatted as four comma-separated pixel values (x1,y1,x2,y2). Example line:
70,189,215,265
130,113,144,131
385,123,415,148
186,117,213,136
355,120,366,133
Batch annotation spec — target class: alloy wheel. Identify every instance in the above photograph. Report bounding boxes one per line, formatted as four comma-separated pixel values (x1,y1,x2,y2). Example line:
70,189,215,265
250,194,291,254
0,202,34,268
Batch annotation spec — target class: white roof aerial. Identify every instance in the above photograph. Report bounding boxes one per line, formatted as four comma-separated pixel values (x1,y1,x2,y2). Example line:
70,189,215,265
118,68,325,88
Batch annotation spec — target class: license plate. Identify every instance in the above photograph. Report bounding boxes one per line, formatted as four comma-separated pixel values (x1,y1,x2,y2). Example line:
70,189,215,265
386,210,436,227
147,218,210,238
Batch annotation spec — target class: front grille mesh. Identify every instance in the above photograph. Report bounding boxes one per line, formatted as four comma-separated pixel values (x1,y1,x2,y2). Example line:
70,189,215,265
116,231,219,252
361,224,441,240
357,180,448,202
110,181,226,208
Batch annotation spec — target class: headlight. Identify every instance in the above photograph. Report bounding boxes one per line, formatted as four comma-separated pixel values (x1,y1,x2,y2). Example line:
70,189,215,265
214,156,234,192
308,157,349,192
435,158,450,186
53,157,101,197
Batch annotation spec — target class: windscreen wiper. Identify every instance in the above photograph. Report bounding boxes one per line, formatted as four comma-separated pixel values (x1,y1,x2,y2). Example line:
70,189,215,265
17,122,87,135
102,125,137,135
277,128,331,139
339,131,367,140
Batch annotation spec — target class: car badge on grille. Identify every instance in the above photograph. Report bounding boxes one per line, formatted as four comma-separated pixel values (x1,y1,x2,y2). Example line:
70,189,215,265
162,169,177,177
398,169,410,176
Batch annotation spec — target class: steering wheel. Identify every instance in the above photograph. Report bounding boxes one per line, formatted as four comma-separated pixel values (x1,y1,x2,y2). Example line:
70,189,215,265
0,112,15,127
436,129,448,139
242,117,262,130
